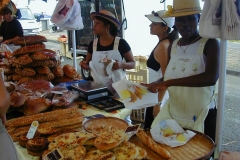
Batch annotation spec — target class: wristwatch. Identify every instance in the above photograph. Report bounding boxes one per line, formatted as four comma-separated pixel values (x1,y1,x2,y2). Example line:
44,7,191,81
155,102,162,106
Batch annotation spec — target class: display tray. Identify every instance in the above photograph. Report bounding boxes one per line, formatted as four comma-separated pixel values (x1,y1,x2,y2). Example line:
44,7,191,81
83,117,128,133
129,130,215,160
86,97,125,112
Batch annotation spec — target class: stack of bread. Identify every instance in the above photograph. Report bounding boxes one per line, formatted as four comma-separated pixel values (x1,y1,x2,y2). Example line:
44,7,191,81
6,108,84,143
1,35,81,85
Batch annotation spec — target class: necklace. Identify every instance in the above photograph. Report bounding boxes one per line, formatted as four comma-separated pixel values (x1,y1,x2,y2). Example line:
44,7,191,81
178,36,200,53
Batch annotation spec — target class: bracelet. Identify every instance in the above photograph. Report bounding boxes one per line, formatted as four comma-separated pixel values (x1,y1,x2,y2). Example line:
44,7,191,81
155,102,162,106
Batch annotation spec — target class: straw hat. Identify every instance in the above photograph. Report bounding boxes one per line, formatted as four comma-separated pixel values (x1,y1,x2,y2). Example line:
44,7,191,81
161,0,201,18
90,10,121,29
145,10,174,28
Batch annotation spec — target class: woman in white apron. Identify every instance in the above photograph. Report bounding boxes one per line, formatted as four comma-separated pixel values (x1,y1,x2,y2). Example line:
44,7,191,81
0,73,19,160
143,10,178,129
79,10,135,124
141,0,220,141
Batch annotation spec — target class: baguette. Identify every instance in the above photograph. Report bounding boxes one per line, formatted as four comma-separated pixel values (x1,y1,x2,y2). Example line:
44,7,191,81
136,129,171,159
39,116,83,128
6,108,83,128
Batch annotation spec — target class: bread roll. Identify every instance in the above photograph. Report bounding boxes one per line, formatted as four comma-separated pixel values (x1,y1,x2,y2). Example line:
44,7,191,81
31,49,57,61
23,98,52,115
10,91,27,107
35,66,51,75
63,64,78,79
14,54,33,65
52,66,64,78
15,67,36,77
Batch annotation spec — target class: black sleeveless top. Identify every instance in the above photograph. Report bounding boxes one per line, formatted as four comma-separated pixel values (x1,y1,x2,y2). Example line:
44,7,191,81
147,38,168,71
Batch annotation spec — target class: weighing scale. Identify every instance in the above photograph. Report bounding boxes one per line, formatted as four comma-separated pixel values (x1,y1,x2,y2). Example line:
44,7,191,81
71,81,125,112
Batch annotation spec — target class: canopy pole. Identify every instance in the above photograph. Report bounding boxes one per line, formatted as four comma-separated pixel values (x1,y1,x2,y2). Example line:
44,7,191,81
214,0,227,158
71,30,77,70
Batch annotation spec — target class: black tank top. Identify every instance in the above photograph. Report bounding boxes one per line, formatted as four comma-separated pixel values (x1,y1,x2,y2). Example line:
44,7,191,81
147,38,168,71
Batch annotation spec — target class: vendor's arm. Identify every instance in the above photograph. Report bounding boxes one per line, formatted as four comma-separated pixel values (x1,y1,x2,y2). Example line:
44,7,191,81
2,36,20,44
79,52,92,69
152,39,169,117
113,50,135,70
0,74,10,125
142,38,220,90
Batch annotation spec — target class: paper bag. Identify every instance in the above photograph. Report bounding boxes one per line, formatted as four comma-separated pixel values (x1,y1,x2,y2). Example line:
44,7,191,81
150,119,196,147
112,78,158,109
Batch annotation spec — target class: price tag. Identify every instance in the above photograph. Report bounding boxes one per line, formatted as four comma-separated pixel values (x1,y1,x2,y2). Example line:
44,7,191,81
43,149,63,160
125,124,141,133
26,121,39,139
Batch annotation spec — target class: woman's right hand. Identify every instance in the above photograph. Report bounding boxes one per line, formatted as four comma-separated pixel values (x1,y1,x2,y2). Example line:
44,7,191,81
79,60,89,69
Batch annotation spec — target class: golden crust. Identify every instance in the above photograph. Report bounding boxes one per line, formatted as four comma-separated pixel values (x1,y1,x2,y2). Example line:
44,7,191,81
13,43,46,56
14,35,47,46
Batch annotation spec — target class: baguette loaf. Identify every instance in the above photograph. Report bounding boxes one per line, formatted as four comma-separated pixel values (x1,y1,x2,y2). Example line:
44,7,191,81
40,116,83,128
136,129,171,159
6,108,83,128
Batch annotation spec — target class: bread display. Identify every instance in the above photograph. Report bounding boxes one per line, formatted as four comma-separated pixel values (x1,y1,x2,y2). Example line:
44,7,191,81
13,43,46,56
14,35,47,46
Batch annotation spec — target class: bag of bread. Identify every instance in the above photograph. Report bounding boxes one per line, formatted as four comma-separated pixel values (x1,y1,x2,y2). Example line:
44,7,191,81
150,119,196,147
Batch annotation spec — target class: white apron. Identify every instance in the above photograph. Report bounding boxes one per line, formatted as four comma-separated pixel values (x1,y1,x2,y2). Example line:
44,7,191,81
89,37,125,96
152,38,214,133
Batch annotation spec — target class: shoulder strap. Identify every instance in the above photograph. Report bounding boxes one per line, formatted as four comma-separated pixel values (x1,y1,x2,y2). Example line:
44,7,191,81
170,38,181,55
113,37,120,50
93,38,98,52
196,38,209,55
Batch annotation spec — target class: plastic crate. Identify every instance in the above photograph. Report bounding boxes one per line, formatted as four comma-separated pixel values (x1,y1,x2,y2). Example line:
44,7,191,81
130,108,146,122
126,67,148,122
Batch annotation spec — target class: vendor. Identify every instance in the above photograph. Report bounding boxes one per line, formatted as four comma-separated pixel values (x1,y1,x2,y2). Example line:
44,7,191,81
142,0,219,141
0,6,23,45
79,10,135,124
144,10,178,129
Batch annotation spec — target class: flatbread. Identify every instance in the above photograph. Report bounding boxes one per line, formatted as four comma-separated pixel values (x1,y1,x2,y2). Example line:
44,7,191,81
84,150,115,160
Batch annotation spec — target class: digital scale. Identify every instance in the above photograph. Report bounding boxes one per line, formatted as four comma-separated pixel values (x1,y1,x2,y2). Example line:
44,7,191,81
71,81,109,101
71,81,125,112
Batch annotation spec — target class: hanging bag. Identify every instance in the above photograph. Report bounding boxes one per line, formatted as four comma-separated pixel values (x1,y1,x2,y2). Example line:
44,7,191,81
199,0,221,38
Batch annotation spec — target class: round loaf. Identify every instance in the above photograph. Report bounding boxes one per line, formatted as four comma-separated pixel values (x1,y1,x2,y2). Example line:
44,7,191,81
52,66,64,78
63,64,78,79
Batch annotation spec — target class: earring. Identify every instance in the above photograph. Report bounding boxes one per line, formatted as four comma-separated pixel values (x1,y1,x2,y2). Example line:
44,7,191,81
106,29,109,33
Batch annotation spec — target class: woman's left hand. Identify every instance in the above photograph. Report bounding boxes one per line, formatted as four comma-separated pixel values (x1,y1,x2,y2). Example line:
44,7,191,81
140,82,167,93
112,60,122,70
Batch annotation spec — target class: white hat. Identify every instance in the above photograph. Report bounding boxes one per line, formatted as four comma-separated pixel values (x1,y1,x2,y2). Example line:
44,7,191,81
145,10,174,28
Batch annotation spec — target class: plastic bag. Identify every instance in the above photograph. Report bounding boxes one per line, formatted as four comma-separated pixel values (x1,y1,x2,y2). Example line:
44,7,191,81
150,119,196,147
106,60,126,83
112,78,158,109
51,0,84,30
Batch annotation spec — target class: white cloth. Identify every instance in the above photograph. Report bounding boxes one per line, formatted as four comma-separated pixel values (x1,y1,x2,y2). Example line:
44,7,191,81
152,38,214,133
90,37,125,97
